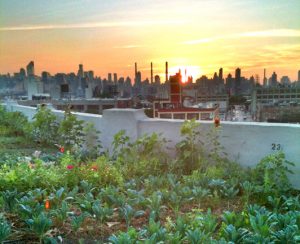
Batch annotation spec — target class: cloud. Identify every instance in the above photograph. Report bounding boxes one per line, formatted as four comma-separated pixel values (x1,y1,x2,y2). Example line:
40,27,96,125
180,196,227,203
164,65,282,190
113,45,144,49
182,29,300,45
0,19,188,31
240,29,300,37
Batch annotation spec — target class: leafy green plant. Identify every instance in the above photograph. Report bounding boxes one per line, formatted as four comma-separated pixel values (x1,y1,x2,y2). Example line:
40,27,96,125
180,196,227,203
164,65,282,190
220,184,239,198
108,227,138,244
185,228,211,243
92,200,113,223
146,191,166,221
199,209,218,234
26,212,53,243
0,215,11,242
1,189,18,212
222,211,245,228
249,211,273,238
254,152,294,194
118,204,145,229
70,212,88,232
283,195,300,211
145,218,167,243
175,119,203,174
271,224,300,243
221,224,249,243
50,200,70,226
241,181,255,205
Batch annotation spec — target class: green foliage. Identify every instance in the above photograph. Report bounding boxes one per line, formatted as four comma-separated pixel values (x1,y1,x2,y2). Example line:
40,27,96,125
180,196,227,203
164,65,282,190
58,109,85,151
26,212,52,242
113,131,169,178
0,107,299,242
118,204,145,229
254,152,294,194
31,106,59,145
1,190,18,211
174,119,204,174
0,106,30,137
0,214,11,242
92,200,113,223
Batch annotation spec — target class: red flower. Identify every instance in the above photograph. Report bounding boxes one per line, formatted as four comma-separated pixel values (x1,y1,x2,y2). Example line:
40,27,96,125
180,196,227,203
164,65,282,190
67,164,74,170
214,117,220,127
91,166,98,171
59,147,65,153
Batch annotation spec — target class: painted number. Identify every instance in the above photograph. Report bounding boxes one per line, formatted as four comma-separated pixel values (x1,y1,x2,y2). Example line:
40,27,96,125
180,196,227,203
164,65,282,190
271,143,281,151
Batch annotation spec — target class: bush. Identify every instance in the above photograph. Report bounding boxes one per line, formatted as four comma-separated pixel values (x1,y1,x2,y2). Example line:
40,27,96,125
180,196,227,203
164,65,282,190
58,110,85,151
31,106,59,145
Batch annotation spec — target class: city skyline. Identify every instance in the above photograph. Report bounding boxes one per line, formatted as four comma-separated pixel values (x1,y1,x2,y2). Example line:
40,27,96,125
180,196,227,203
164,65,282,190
1,0,300,80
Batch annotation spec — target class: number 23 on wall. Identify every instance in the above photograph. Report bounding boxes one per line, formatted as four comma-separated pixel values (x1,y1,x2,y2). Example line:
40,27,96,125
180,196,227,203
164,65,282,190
271,143,281,151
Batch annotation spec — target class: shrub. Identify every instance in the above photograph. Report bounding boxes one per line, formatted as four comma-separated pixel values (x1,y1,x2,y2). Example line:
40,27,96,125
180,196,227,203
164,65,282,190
254,152,294,194
112,131,169,178
58,110,85,151
31,106,59,145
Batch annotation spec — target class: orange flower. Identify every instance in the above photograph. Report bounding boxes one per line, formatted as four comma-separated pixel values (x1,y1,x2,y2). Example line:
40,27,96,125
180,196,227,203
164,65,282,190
45,199,50,210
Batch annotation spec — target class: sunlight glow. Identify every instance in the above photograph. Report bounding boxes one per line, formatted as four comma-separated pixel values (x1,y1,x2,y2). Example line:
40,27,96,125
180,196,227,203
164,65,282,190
169,66,202,83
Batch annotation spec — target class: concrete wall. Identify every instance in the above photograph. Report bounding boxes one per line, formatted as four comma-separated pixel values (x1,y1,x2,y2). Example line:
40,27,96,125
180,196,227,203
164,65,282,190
5,101,300,187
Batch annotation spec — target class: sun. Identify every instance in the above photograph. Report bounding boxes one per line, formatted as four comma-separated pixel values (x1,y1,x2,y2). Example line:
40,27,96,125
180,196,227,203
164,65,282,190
169,65,202,83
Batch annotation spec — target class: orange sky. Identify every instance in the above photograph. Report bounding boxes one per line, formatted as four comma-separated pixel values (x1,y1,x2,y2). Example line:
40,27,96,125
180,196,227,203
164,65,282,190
0,0,300,81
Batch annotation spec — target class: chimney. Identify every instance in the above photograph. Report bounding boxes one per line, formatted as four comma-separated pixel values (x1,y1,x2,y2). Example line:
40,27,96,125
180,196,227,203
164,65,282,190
165,61,168,82
151,62,153,83
135,62,137,83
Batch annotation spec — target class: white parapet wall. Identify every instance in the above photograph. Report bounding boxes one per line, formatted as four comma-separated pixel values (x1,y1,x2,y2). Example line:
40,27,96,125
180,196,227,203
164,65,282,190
5,101,300,188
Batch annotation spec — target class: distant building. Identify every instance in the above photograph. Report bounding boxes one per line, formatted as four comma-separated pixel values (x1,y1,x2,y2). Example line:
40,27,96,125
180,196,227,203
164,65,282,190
113,73,118,83
154,75,161,85
26,61,35,77
271,72,278,86
298,70,300,82
78,64,84,78
219,68,223,83
153,70,219,120
251,87,300,120
280,76,291,86
263,69,267,87
108,73,112,83
235,68,241,95
20,68,26,78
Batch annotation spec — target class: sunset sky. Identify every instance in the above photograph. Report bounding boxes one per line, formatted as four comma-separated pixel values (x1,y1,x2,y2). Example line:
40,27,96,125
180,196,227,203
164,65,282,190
0,0,300,82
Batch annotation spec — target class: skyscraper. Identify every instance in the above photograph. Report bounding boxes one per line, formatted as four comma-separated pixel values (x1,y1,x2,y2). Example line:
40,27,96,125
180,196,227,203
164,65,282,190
271,72,277,86
218,68,223,83
263,69,267,87
77,64,84,78
113,73,118,83
108,73,112,83
19,68,26,78
235,68,241,95
298,70,300,82
26,61,35,77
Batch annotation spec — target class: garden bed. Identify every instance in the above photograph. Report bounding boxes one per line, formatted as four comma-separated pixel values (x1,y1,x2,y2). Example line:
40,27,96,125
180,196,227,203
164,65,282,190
0,106,299,243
